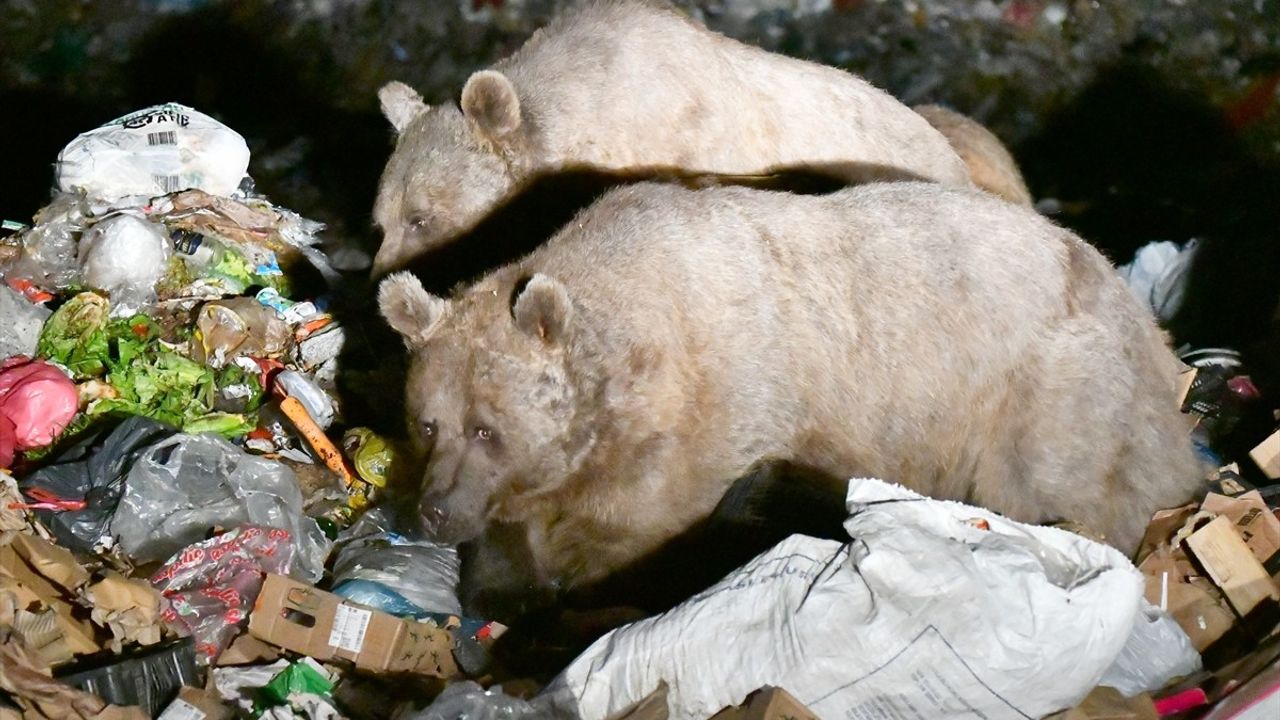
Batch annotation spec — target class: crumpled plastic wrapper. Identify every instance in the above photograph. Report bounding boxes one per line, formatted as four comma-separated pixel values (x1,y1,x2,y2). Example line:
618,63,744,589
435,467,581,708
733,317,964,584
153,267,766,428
84,571,164,652
150,525,298,665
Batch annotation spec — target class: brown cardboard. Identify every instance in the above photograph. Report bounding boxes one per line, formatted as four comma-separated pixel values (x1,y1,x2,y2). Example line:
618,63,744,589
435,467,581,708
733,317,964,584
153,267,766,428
248,573,456,677
1177,367,1198,409
710,687,821,720
156,686,233,720
1135,504,1197,565
1200,492,1280,577
1140,549,1236,651
1249,429,1280,480
606,683,668,720
1185,515,1280,617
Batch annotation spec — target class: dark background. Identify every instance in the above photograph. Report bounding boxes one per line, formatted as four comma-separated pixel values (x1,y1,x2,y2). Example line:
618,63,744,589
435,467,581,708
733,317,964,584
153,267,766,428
2,0,1279,390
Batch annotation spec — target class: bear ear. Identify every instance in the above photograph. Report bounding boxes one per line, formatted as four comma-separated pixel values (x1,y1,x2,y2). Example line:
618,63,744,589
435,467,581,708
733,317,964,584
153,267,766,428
379,81,429,133
379,272,448,346
511,274,571,345
461,70,522,141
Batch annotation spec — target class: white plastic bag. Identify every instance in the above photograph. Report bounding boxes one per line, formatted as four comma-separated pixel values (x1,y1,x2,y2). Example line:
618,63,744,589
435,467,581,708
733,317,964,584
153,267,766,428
77,213,172,315
541,478,1201,720
57,103,251,202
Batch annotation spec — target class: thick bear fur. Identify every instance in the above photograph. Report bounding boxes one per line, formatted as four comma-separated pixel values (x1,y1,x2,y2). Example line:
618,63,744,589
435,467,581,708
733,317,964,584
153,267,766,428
379,181,1203,608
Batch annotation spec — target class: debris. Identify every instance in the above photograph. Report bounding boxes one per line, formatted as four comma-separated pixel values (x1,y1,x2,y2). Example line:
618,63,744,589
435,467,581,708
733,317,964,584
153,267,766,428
84,571,164,651
0,285,51,362
1117,239,1199,324
330,506,461,618
0,357,78,467
108,433,330,581
398,681,539,720
56,103,251,202
192,297,294,370
0,627,146,720
150,525,302,665
156,686,234,720
539,478,1201,720
21,416,176,552
248,573,457,677
341,429,397,489
276,370,337,430
54,638,199,718
77,214,172,316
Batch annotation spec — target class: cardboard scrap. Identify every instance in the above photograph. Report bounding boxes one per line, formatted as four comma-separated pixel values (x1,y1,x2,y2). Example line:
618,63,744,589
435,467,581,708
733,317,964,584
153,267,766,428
0,532,99,665
1,472,32,532
156,686,233,720
1045,686,1158,720
0,627,145,720
248,573,457,677
1185,516,1280,618
710,687,821,720
84,572,163,651
1249,430,1280,481
214,634,280,667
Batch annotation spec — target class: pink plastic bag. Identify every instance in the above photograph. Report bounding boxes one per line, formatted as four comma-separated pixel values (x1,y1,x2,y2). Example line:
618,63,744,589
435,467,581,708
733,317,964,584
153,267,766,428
0,356,78,466
151,524,297,663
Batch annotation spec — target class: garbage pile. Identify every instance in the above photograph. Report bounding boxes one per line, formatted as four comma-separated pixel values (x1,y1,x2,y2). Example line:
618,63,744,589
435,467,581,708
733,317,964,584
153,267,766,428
3,102,1280,720
0,104,500,719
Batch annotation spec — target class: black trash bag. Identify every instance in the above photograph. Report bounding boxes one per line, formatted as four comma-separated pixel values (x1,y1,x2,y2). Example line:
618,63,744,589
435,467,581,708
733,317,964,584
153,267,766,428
20,416,176,552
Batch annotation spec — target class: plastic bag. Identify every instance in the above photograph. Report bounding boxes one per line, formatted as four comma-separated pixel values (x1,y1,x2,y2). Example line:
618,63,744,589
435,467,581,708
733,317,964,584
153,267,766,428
77,214,171,315
151,525,300,664
56,103,251,202
22,416,176,551
396,681,541,720
540,478,1202,720
275,370,336,430
109,433,330,581
0,285,51,362
331,505,462,617
1099,601,1203,698
0,357,78,465
1117,239,1199,323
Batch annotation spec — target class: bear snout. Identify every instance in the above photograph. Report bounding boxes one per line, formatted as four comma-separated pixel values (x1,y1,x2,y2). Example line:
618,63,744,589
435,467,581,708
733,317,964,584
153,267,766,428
418,490,486,544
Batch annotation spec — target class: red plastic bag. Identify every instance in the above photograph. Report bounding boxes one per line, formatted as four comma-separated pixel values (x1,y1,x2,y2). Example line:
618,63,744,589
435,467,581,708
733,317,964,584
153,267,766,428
0,356,78,466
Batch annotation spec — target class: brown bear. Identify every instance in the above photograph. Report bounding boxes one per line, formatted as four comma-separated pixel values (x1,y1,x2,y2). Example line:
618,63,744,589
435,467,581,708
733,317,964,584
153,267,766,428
371,0,974,276
914,104,1035,206
378,181,1203,607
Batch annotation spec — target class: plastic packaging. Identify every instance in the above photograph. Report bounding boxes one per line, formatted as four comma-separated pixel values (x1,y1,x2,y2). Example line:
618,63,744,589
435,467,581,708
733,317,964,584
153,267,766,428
151,525,301,664
56,103,251,202
331,505,462,617
397,681,543,720
342,428,397,488
0,285,52,361
275,370,336,430
22,416,175,551
193,297,294,369
54,637,199,718
77,214,172,315
1117,239,1200,323
541,478,1202,720
108,432,331,581
5,194,86,292
0,357,78,465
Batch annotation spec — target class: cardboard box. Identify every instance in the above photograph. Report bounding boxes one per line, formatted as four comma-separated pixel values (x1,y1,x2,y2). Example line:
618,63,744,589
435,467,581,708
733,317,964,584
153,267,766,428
248,573,457,677
1185,515,1280,618
710,687,821,720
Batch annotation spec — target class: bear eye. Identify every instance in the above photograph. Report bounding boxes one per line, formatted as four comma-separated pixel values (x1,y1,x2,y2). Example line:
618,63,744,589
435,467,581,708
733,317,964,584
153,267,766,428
420,419,437,438
407,214,430,231
473,425,493,442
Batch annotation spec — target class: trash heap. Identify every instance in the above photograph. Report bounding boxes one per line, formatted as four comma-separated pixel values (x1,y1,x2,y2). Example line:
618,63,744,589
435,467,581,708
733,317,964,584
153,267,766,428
3,103,1280,720
0,104,501,720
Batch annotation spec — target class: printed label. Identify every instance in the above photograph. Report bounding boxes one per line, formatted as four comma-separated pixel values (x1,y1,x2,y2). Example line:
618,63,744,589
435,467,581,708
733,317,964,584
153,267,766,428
328,604,372,654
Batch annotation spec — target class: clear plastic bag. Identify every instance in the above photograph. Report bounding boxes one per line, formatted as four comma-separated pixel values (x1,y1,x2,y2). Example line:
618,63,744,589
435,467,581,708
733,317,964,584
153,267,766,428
77,213,172,316
109,432,330,581
331,505,461,616
151,525,299,665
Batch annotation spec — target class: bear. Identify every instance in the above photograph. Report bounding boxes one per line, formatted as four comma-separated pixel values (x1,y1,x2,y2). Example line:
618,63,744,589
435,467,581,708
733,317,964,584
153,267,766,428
371,0,974,276
378,181,1204,614
914,104,1035,206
